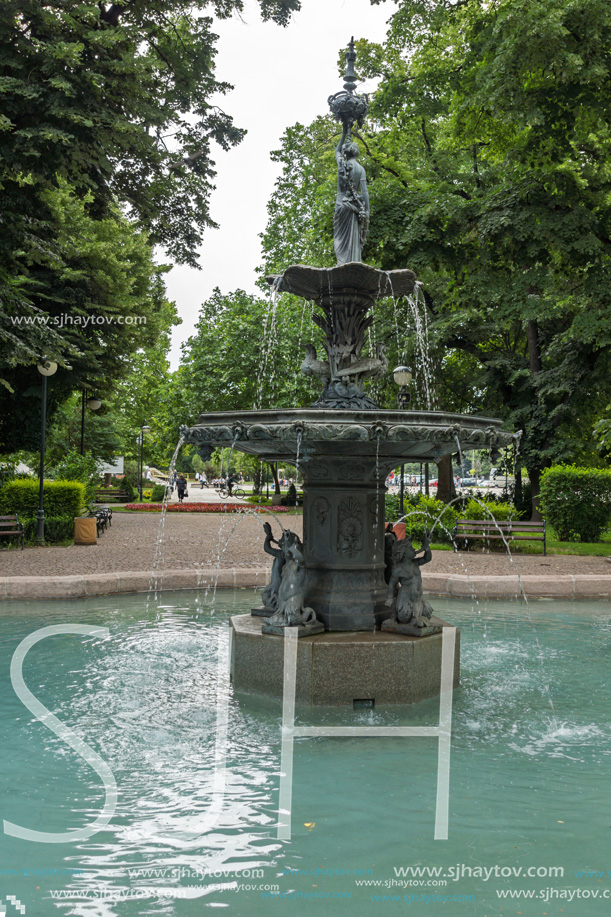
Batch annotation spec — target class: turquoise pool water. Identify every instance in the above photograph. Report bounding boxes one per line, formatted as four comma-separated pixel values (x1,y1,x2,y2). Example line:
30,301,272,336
0,590,610,916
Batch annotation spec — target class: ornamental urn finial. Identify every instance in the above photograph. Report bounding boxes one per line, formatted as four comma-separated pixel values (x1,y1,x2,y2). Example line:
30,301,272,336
328,37,369,131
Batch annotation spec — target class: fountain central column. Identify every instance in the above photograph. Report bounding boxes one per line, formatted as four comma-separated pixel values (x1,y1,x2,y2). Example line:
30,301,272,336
301,454,389,630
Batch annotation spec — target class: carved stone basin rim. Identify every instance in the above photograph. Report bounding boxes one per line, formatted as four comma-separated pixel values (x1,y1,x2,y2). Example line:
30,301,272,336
266,262,418,301
181,409,518,461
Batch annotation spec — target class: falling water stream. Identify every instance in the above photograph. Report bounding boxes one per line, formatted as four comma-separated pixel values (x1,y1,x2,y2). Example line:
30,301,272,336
406,285,436,409
147,434,185,603
255,276,282,409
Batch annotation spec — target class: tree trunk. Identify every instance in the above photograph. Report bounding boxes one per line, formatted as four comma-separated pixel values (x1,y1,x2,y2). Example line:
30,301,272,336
436,454,456,504
514,465,523,508
525,319,543,520
529,467,542,522
271,462,281,495
526,319,542,373
252,467,263,496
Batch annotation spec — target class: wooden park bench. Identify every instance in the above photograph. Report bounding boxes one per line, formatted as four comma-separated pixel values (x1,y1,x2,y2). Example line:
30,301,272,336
0,514,25,550
453,519,546,555
95,488,130,502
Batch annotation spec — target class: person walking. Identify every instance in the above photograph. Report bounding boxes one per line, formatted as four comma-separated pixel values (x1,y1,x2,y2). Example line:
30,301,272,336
176,474,187,503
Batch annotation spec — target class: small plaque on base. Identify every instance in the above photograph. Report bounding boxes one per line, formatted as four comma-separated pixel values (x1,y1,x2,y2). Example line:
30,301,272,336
261,621,325,638
381,618,442,637
251,606,273,617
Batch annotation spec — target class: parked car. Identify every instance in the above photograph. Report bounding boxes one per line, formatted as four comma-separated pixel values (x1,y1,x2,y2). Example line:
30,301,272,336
459,476,478,487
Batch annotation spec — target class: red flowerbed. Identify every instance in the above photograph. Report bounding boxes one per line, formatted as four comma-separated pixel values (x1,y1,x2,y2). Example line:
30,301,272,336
125,502,290,513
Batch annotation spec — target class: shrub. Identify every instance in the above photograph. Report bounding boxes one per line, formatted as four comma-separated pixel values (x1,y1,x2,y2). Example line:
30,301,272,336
0,479,85,517
0,459,17,486
512,478,533,519
458,498,516,522
539,465,611,542
18,515,75,545
385,492,419,521
151,483,167,502
387,494,458,544
118,475,137,502
0,514,75,548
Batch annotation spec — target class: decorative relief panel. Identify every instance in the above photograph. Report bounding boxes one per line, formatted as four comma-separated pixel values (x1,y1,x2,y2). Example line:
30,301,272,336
305,460,332,480
313,496,330,525
337,498,364,558
336,461,367,481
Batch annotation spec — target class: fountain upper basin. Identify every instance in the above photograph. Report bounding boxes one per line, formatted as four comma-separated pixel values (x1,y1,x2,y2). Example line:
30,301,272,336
266,262,417,303
182,408,515,468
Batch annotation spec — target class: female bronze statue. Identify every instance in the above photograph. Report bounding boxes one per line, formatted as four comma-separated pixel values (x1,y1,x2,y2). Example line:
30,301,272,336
333,123,369,264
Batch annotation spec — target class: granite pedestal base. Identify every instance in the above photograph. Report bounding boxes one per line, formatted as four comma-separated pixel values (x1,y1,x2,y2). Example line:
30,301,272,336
230,614,460,706
251,605,272,617
262,620,325,637
381,618,442,637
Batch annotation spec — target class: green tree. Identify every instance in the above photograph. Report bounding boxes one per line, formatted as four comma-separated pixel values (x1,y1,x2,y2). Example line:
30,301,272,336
0,0,300,266
45,393,122,465
262,3,611,517
0,184,172,452
176,287,324,421
0,0,300,384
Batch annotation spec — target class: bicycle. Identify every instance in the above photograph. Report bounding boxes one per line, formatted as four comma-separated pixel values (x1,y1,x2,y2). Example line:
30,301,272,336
218,486,246,499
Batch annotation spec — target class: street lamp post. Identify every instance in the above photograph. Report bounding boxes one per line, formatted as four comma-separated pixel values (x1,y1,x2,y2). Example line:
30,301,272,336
37,360,58,544
80,391,102,455
393,362,413,518
138,423,150,500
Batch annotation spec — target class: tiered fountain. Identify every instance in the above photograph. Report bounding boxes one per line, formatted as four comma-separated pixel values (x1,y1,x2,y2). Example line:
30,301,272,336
182,40,516,705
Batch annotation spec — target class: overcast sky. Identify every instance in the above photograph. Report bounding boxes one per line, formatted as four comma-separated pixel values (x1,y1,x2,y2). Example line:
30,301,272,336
163,0,392,367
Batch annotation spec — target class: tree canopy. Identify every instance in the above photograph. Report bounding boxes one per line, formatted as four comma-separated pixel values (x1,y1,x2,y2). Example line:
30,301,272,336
0,0,300,265
0,0,300,449
260,0,611,514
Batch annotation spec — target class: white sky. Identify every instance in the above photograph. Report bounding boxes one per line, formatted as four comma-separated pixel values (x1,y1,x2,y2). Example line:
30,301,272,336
164,0,392,368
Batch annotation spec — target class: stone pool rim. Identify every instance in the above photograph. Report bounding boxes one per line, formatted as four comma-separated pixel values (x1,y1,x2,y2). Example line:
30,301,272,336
0,569,610,601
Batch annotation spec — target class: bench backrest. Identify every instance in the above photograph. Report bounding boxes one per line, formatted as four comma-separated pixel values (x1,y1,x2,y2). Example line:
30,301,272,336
456,519,544,530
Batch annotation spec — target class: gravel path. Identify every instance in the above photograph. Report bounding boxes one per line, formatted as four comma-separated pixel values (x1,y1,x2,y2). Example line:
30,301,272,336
0,511,609,577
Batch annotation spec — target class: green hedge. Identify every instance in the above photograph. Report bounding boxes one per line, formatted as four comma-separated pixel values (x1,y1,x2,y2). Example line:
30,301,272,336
22,515,75,545
459,498,516,522
0,479,85,517
540,465,611,542
0,515,75,548
385,493,516,545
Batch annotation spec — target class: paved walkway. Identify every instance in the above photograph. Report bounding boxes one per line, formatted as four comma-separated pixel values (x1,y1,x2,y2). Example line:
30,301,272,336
0,511,608,577
157,484,251,505
0,511,284,576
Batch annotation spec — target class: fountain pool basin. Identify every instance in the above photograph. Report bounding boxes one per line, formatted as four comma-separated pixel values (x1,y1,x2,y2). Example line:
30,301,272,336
0,590,610,915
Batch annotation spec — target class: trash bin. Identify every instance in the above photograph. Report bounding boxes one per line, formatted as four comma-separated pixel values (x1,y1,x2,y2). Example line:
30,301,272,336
74,517,97,545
